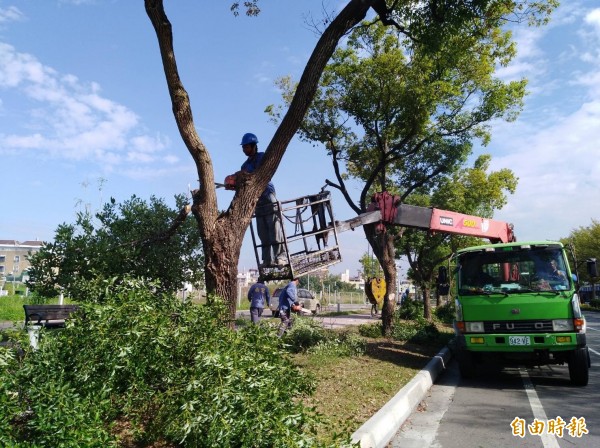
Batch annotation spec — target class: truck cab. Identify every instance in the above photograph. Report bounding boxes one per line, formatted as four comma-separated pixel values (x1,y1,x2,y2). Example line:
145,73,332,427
452,241,590,386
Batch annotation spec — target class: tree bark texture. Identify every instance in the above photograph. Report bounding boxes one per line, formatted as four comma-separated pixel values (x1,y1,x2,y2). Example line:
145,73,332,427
422,286,432,321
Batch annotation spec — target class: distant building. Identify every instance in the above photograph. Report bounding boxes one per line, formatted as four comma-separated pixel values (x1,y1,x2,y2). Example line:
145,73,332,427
340,269,365,290
237,268,260,287
0,239,44,282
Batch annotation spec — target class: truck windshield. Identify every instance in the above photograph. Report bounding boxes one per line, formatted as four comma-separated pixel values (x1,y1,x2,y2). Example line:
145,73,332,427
458,245,570,296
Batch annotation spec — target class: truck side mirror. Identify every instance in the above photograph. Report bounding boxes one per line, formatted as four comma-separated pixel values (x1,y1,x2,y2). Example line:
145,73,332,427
587,258,598,278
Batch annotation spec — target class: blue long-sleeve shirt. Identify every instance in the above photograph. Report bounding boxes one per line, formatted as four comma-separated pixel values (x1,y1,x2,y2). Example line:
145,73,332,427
241,152,275,201
277,281,298,310
248,282,271,309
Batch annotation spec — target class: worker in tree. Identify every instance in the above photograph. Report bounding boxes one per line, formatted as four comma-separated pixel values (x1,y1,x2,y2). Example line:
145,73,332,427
226,133,286,268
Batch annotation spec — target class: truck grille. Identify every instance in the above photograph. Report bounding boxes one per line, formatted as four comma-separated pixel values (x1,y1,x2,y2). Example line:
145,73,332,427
483,320,554,333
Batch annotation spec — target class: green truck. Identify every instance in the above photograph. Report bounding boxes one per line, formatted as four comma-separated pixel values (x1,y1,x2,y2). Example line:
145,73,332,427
448,241,591,386
253,189,591,386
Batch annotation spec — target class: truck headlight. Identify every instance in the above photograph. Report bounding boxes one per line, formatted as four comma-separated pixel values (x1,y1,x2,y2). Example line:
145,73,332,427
465,321,484,333
552,319,574,331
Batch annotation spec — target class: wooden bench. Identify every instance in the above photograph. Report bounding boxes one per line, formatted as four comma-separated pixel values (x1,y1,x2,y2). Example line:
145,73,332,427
23,304,81,328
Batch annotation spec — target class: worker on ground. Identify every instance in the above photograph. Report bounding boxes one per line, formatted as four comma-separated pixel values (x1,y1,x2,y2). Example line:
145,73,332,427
277,277,301,337
226,133,287,268
247,279,271,324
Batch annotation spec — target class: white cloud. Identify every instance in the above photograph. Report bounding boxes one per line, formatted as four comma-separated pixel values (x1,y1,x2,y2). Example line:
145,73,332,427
0,41,175,175
584,8,600,30
486,2,600,240
491,94,600,239
0,5,23,24
119,164,192,181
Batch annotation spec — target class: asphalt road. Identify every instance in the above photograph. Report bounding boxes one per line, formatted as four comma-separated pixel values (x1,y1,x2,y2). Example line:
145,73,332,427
237,303,378,328
390,311,600,448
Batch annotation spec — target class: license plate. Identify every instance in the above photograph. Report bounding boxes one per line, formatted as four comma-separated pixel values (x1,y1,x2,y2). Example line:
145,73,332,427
509,336,531,346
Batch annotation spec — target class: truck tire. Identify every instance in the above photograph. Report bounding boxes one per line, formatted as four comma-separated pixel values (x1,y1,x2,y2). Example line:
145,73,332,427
457,349,477,379
568,347,589,386
312,304,321,315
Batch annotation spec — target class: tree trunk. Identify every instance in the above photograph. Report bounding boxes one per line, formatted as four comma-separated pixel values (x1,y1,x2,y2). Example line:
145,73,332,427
364,226,397,337
422,286,432,321
199,216,245,325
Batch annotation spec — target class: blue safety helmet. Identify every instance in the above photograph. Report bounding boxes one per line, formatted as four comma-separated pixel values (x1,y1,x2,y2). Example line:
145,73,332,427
240,133,258,145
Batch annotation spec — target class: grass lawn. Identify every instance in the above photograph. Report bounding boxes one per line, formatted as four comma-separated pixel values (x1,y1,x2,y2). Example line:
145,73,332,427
296,325,453,444
0,295,34,322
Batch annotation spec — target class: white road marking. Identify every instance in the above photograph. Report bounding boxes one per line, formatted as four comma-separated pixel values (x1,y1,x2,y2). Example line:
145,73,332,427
588,347,600,357
520,369,561,448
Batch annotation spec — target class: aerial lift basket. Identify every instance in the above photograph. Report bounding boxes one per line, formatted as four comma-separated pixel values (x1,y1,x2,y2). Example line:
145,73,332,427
250,190,342,282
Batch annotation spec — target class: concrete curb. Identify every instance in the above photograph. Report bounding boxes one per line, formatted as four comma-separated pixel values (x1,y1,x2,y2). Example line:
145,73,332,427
351,346,452,448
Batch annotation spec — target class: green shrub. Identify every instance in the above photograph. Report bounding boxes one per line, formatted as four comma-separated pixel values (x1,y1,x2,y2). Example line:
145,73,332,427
284,316,328,352
396,298,424,320
284,318,367,358
392,316,440,344
434,301,455,324
589,299,600,309
391,320,419,341
358,322,383,338
308,330,367,357
0,277,328,447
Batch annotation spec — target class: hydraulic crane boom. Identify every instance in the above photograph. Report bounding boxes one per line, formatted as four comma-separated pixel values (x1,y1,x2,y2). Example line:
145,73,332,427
251,190,515,281
368,192,516,244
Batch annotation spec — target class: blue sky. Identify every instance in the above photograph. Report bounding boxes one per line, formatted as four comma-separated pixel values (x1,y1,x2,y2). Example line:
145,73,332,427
1,1,599,279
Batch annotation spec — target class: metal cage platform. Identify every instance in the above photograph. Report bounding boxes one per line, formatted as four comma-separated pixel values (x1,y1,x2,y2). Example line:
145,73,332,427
250,190,342,281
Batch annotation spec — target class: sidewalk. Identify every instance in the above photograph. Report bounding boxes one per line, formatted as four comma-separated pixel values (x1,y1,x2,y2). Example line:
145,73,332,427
0,321,17,330
351,346,452,448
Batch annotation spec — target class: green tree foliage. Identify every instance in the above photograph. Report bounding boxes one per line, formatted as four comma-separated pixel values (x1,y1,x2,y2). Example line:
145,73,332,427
359,252,383,279
27,195,204,302
0,278,333,447
562,220,600,284
398,155,517,319
268,5,547,332
230,0,260,16
297,274,359,293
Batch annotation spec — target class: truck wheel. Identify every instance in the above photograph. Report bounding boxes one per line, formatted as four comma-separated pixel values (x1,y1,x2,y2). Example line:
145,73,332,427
568,348,589,386
272,310,279,318
457,349,477,379
312,304,321,315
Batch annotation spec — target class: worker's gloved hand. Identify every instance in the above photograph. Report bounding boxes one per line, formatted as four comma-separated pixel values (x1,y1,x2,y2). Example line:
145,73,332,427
224,173,237,190
291,301,302,312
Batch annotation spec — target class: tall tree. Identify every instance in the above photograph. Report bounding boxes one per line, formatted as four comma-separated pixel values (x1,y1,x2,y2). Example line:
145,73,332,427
144,1,556,324
399,155,517,320
562,220,600,285
27,194,204,301
269,5,550,334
